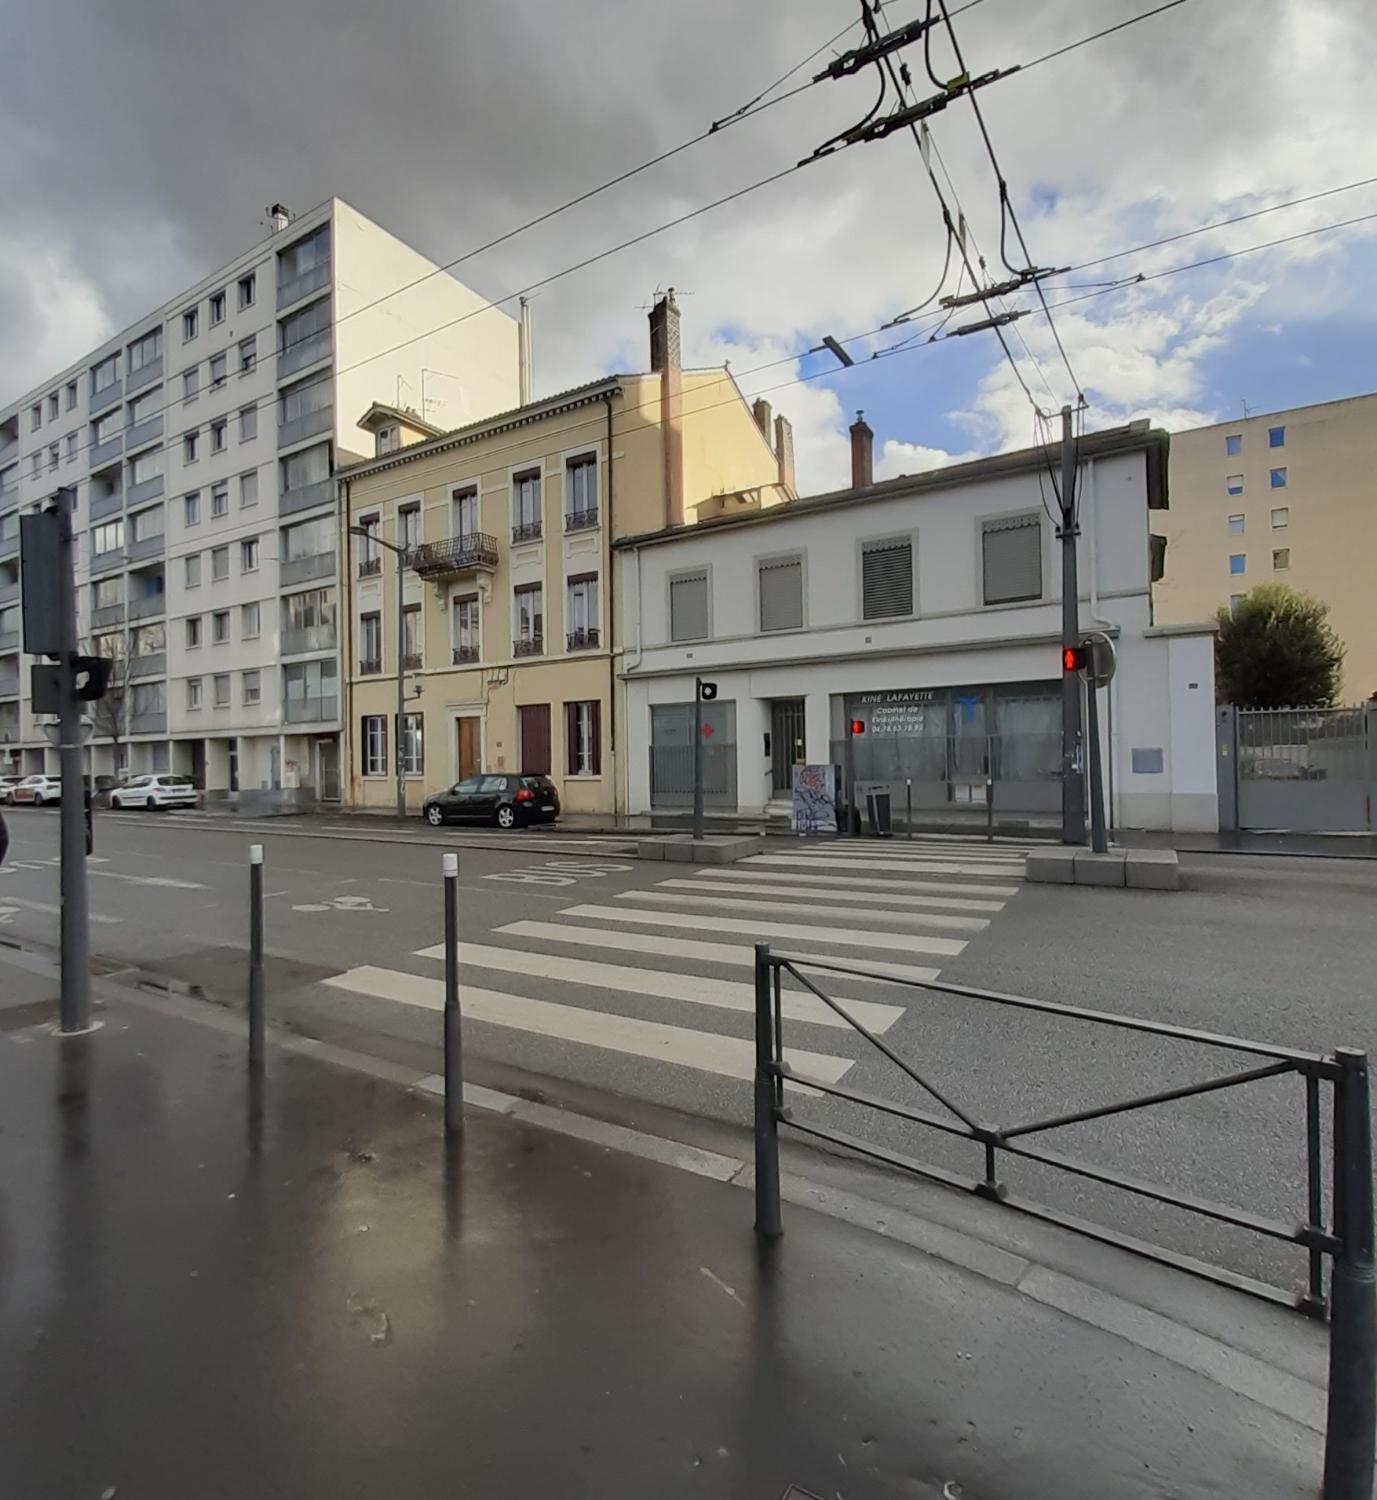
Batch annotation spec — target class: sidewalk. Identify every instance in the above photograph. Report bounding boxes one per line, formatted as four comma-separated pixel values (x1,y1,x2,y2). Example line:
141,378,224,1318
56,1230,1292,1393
0,948,1328,1499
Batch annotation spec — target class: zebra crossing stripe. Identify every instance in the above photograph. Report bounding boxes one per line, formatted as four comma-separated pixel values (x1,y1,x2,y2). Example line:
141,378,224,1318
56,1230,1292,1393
703,864,1019,900
746,853,1025,878
322,965,854,1085
620,888,987,933
673,874,1006,914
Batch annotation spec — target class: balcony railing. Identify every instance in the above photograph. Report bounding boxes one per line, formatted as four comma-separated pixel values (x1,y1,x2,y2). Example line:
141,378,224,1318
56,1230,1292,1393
360,658,382,676
276,259,331,311
358,556,381,578
90,489,124,522
276,330,331,380
566,626,601,652
128,593,166,621
126,531,165,563
91,546,126,576
282,624,337,656
128,652,166,680
90,435,123,470
89,377,123,415
279,478,334,517
0,674,20,699
452,644,479,666
402,652,422,672
129,710,167,735
125,414,163,452
511,520,542,544
0,578,19,608
126,474,165,508
0,627,18,652
0,533,18,562
284,694,338,725
513,634,544,658
90,602,125,630
280,550,335,588
278,404,334,449
410,533,499,578
565,507,599,533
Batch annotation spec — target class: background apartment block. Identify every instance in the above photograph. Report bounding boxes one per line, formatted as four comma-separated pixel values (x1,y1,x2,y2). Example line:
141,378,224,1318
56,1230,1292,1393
1154,393,1377,701
0,198,519,798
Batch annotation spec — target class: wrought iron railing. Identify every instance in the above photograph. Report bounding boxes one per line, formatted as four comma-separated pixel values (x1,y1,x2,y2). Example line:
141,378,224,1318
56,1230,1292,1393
452,645,479,665
566,627,600,652
564,507,599,533
512,635,543,658
511,520,542,544
358,556,381,578
409,533,498,576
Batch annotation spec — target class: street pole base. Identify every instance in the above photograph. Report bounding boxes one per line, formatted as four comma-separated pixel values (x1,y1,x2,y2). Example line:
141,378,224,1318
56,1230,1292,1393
50,1018,104,1039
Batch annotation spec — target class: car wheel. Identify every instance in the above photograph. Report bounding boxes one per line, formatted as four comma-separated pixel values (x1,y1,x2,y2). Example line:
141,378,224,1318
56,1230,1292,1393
425,804,445,827
149,796,162,810
111,795,123,810
495,804,516,830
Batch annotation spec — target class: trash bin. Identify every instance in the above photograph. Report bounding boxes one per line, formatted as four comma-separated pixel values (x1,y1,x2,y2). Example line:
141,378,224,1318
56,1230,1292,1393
864,785,892,838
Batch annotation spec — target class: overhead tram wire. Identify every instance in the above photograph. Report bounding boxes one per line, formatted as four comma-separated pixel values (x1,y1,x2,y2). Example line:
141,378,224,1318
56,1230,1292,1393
1021,0,1199,73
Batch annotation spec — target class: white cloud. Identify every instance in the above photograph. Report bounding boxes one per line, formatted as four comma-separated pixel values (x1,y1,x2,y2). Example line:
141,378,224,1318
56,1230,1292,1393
875,438,982,480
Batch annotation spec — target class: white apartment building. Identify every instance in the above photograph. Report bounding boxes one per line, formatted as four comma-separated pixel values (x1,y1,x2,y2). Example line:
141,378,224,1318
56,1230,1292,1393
617,418,1220,833
0,198,519,800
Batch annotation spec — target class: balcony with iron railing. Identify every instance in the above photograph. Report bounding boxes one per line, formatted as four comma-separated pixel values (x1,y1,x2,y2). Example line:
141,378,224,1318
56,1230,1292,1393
564,507,599,533
512,634,544,658
409,533,499,579
566,626,601,652
452,644,479,666
402,652,422,672
511,520,542,545
357,555,382,578
359,658,382,676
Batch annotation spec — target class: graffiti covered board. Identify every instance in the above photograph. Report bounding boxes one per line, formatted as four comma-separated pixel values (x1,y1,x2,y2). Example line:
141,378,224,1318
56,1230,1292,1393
792,763,838,834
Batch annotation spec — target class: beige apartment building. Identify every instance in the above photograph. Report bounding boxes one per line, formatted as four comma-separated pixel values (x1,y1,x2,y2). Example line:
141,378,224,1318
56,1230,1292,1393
1154,392,1377,700
336,293,794,815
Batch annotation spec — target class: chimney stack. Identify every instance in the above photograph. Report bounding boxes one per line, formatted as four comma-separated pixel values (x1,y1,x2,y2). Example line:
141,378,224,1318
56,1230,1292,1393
850,410,874,489
648,288,681,372
752,398,773,438
774,413,795,494
267,202,290,234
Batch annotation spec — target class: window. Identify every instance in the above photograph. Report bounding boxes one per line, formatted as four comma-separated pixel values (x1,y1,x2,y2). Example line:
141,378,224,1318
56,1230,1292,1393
1229,594,1245,611
238,273,256,309
758,554,804,631
402,602,421,667
1271,506,1289,529
1227,514,1245,535
668,569,708,642
377,425,399,455
279,442,330,493
362,715,387,776
131,622,164,656
512,469,541,539
212,610,230,644
242,669,261,705
981,515,1041,605
565,455,597,527
186,677,203,710
91,354,119,396
211,546,229,582
183,431,199,463
400,713,424,776
126,389,156,427
64,432,77,460
93,631,124,661
241,537,259,573
210,419,227,453
1229,554,1246,575
183,367,199,402
29,403,41,431
213,673,230,707
238,336,257,374
282,514,332,562
282,587,336,643
565,700,602,776
280,370,332,427
132,682,165,718
185,616,202,649
1226,474,1243,496
184,491,200,526
241,602,260,638
65,381,78,410
453,595,479,662
48,444,59,471
128,328,161,374
514,583,543,652
1225,433,1242,456
238,406,257,443
282,658,338,720
278,224,329,284
47,392,59,421
1269,425,1285,448
356,514,380,574
30,453,40,477
1270,467,1287,488
278,296,331,357
209,353,227,388
399,502,420,554
185,553,202,588
92,577,121,611
452,485,478,537
359,612,382,672
1272,547,1290,571
211,482,229,518
182,309,198,341
127,503,163,543
209,290,225,325
93,520,123,556
240,470,258,508
566,574,599,649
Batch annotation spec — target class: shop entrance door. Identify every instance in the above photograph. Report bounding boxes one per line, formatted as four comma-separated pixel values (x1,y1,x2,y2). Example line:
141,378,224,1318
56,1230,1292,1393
456,716,481,779
770,698,806,795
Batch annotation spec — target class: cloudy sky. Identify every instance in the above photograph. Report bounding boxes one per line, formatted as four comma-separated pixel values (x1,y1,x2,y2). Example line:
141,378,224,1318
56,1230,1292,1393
3,0,1375,491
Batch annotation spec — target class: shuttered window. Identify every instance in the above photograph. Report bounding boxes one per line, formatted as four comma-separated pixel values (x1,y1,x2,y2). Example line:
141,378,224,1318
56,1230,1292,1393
669,570,709,642
861,538,913,620
981,514,1042,604
758,555,803,632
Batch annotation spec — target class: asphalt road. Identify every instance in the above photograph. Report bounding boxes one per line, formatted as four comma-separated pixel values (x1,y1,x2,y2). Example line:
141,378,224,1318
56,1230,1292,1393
5,804,1375,1301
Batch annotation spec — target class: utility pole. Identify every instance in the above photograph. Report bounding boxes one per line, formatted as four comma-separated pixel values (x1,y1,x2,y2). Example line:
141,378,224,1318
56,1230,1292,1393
56,494,91,1030
1057,405,1086,845
692,676,704,840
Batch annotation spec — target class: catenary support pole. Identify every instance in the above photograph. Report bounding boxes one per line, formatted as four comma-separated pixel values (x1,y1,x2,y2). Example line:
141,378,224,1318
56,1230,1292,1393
56,494,90,1033
248,844,264,1068
1058,404,1086,845
443,852,463,1136
753,943,783,1238
395,541,407,820
692,676,704,840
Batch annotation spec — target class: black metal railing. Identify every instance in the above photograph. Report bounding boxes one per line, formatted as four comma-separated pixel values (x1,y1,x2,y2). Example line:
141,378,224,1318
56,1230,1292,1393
564,507,599,533
749,943,1375,1496
452,644,479,665
512,634,543,658
566,627,600,652
402,652,422,672
511,520,542,544
359,658,381,676
410,533,499,576
358,556,381,578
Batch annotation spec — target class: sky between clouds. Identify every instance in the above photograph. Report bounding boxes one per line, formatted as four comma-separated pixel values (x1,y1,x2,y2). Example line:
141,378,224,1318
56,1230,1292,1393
2,0,1375,493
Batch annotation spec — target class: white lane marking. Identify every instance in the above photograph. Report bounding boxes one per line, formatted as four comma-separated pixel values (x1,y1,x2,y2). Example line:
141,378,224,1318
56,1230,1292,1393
720,862,1021,899
680,873,1006,913
481,921,943,987
800,844,1027,866
1,896,121,924
88,870,208,890
620,889,987,933
748,853,1025,879
409,940,904,1033
562,904,966,957
322,966,854,1085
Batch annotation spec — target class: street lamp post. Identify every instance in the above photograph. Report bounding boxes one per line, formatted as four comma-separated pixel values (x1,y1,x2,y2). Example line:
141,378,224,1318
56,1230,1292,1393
349,525,409,820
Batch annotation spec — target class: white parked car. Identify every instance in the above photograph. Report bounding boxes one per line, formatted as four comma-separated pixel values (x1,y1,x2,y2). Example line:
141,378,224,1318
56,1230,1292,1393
110,774,200,811
12,775,61,806
0,775,24,805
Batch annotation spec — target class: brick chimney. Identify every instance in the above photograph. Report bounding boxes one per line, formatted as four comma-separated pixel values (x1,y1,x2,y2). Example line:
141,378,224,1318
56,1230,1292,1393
850,410,874,489
774,413,795,495
648,288,681,372
752,398,772,437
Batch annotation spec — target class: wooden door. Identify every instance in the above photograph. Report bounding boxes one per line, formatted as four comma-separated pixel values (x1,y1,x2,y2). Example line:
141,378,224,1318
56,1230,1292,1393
518,704,551,775
456,716,481,779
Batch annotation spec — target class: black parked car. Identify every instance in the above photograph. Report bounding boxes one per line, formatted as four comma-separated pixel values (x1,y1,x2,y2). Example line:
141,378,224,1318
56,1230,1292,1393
421,773,560,830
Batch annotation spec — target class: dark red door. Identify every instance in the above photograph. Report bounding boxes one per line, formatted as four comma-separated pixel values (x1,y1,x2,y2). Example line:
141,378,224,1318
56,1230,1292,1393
518,704,551,775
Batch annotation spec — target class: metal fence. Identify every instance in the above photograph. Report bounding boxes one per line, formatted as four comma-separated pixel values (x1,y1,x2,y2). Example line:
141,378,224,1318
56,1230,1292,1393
1221,704,1376,832
649,742,738,809
832,731,1062,820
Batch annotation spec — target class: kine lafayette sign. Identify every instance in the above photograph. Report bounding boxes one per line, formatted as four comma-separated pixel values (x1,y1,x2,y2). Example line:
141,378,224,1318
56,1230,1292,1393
856,688,940,737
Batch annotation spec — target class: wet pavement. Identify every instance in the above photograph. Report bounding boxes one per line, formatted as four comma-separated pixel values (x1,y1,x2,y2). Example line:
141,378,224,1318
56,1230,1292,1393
0,976,1323,1499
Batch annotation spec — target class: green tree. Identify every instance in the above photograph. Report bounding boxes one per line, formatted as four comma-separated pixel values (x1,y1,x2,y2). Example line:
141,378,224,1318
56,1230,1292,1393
1215,584,1345,708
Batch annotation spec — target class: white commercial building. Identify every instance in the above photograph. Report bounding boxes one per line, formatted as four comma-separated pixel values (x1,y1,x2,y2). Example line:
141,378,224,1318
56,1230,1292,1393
617,417,1219,833
0,197,519,801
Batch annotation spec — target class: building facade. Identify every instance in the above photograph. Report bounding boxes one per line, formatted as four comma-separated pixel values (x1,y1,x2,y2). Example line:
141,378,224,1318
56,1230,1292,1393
618,419,1219,833
1154,393,1377,701
0,198,520,797
338,293,795,816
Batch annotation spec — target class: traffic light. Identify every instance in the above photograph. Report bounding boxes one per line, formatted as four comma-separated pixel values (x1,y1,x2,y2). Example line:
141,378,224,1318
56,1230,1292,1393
697,680,718,701
73,656,114,701
1062,644,1088,673
849,718,865,736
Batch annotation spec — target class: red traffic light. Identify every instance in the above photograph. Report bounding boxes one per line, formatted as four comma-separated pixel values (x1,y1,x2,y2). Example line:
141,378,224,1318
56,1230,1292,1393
849,719,866,736
1062,645,1088,673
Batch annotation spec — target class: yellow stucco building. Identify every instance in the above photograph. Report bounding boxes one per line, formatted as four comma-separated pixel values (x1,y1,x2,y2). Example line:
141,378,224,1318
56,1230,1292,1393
336,293,794,815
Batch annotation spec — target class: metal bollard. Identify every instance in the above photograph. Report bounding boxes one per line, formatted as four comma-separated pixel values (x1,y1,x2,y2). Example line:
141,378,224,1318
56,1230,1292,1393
1324,1048,1375,1500
753,943,783,1238
906,778,912,840
248,844,264,1069
443,852,463,1136
986,776,995,843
